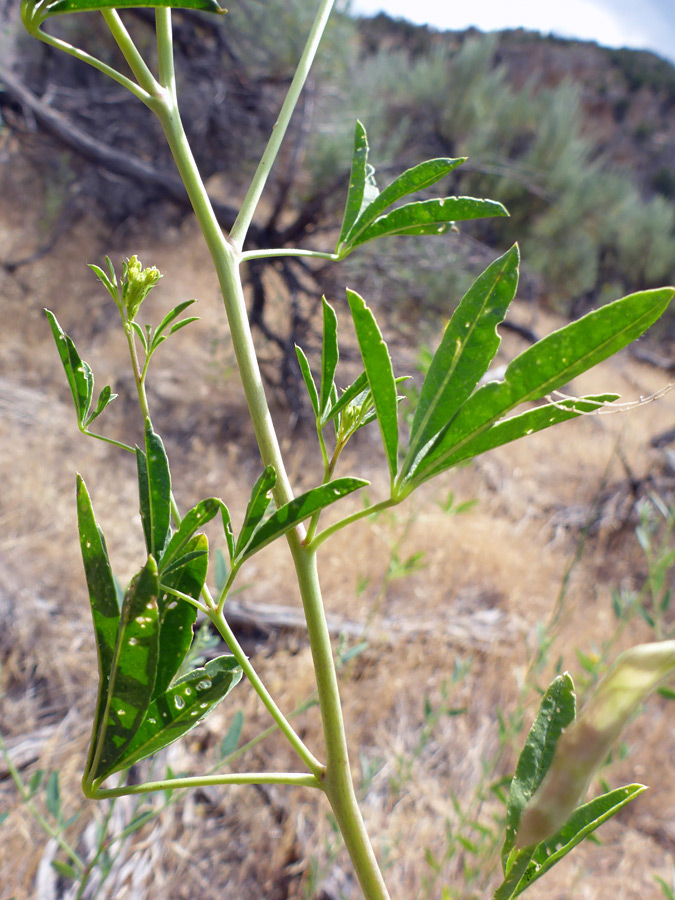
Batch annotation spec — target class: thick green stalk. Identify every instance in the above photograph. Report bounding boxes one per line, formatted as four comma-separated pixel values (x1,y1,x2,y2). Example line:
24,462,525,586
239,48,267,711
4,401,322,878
151,15,391,900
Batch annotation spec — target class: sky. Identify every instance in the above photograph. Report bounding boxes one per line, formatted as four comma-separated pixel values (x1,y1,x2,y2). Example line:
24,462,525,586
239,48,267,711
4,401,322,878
349,0,675,64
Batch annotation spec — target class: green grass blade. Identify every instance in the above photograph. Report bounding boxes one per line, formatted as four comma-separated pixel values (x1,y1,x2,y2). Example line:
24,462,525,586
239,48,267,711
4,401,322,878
501,674,576,869
106,656,242,776
410,287,674,486
344,157,466,246
160,497,225,573
153,534,207,699
500,785,647,898
234,467,276,558
345,197,508,252
347,289,399,484
76,475,120,780
40,0,225,18
337,121,374,249
404,246,519,477
295,345,320,416
319,297,339,418
45,309,93,426
417,394,619,483
238,477,369,562
89,557,160,783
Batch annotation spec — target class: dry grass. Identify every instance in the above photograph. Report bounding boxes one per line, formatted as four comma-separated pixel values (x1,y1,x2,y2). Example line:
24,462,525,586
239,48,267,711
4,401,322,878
2,151,675,900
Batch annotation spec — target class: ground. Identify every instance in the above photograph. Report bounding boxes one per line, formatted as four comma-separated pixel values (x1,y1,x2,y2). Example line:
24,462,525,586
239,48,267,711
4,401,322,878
1,150,675,900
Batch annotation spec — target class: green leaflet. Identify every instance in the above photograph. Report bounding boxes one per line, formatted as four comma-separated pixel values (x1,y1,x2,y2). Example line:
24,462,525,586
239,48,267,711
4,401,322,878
45,309,116,429
236,477,369,563
136,421,172,559
494,785,646,899
76,475,120,781
404,246,520,476
415,394,619,483
408,287,674,486
103,657,242,777
160,497,227,574
153,534,207,699
337,121,375,248
295,345,320,416
501,674,576,868
342,157,466,249
320,297,339,418
347,289,399,485
235,467,276,559
320,371,368,425
343,197,508,254
86,557,160,784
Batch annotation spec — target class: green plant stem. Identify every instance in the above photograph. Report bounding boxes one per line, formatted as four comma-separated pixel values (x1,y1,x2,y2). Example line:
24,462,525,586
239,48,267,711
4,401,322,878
89,771,321,799
241,249,338,261
101,9,160,97
229,0,337,250
209,606,324,777
151,15,391,899
82,429,134,454
124,323,151,421
311,497,400,551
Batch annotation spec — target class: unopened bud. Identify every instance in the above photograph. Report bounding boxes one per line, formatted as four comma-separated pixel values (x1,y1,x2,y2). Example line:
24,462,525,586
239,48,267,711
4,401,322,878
122,255,161,321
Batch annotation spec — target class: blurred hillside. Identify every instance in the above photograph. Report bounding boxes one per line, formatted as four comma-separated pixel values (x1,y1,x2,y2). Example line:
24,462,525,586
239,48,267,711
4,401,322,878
1,0,674,383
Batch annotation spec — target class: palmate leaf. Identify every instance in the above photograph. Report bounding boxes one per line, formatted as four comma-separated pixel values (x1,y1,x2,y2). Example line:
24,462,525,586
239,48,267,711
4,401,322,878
347,289,399,484
46,309,116,428
104,656,242,776
403,246,520,477
236,477,369,563
76,475,121,779
406,287,674,488
341,157,466,250
86,556,161,785
342,196,507,255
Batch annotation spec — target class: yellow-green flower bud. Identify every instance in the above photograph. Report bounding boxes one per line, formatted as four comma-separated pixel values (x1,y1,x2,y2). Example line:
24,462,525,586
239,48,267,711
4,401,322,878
122,255,161,321
517,640,675,848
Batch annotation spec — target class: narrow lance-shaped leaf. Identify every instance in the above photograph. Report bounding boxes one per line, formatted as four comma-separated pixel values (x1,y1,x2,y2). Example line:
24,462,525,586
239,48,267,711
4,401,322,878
137,421,172,558
404,246,520,478
321,371,369,425
347,289,399,484
320,297,339,417
409,287,674,486
87,557,160,784
337,121,374,248
45,309,93,426
105,656,243,776
84,384,117,427
153,534,208,700
159,497,226,574
419,394,619,483
76,474,120,781
343,156,466,247
501,674,576,869
234,467,276,558
495,785,646,900
342,197,508,255
295,345,319,416
237,477,369,563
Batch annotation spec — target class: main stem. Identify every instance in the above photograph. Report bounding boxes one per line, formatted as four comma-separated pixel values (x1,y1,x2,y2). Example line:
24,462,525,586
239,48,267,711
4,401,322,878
152,34,390,900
